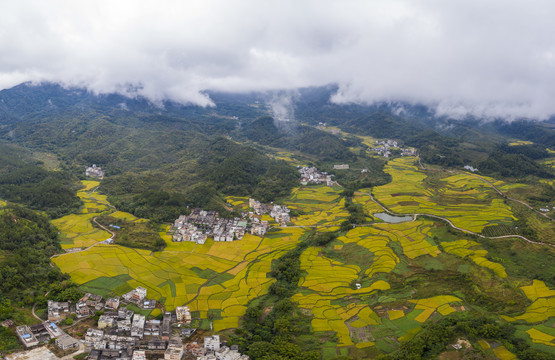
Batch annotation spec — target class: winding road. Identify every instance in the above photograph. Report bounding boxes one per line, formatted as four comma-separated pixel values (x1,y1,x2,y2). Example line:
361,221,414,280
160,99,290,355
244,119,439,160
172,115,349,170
51,188,117,260
32,293,86,360
365,189,555,249
417,156,554,222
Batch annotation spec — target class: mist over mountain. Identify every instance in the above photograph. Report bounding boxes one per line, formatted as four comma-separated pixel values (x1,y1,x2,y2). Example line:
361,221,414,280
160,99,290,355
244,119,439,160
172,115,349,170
3,1,555,120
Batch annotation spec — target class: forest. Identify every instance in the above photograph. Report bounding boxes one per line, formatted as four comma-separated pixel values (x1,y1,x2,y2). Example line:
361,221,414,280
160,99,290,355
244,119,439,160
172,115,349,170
0,206,81,322
0,144,82,218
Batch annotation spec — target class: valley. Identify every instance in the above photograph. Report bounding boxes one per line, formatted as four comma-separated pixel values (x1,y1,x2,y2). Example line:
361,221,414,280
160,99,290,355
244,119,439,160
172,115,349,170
0,84,554,360
46,154,555,359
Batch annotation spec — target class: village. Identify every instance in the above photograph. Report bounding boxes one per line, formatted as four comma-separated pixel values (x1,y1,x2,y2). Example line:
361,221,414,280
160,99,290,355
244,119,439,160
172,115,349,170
7,287,248,360
85,165,105,179
171,199,291,244
298,166,337,187
372,139,416,158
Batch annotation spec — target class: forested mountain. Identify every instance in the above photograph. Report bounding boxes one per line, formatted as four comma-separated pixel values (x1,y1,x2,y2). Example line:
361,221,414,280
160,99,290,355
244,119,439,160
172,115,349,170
0,83,553,359
241,116,355,161
0,143,81,217
0,82,553,220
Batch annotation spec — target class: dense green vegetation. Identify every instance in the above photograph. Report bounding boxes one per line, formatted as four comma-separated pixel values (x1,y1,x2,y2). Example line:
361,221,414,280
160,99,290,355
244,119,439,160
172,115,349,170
0,143,81,218
105,190,191,223
202,137,299,201
491,120,555,148
0,326,19,353
0,205,62,293
0,83,553,358
102,137,299,221
341,190,369,230
379,314,551,360
231,231,337,360
479,236,555,287
243,116,356,161
477,144,553,179
0,166,82,218
0,205,82,353
96,214,166,251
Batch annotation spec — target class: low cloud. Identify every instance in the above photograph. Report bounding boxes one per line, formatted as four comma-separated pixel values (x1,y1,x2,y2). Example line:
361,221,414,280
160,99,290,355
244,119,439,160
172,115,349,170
1,0,555,119
267,91,297,122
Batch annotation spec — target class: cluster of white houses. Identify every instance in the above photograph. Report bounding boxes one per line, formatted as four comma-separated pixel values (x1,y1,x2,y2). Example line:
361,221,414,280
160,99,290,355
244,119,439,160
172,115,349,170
298,166,336,186
15,306,247,360
84,305,195,360
193,335,250,360
172,199,293,244
248,199,290,225
85,164,105,179
12,286,230,360
16,321,80,351
372,139,416,158
172,209,248,244
48,288,155,325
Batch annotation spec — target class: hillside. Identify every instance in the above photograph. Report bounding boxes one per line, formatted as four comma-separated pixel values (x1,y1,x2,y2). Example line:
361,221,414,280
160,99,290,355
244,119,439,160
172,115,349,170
0,83,553,359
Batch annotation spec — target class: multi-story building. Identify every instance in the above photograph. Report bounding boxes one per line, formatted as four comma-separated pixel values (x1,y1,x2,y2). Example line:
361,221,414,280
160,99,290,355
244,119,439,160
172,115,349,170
175,306,191,324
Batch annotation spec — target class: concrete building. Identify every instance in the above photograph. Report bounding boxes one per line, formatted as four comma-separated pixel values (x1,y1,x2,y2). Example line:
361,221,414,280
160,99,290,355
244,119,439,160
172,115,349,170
16,325,39,347
85,328,104,346
56,335,80,350
86,164,105,179
204,335,220,351
117,319,132,332
148,338,167,350
130,314,145,339
44,321,64,339
132,350,146,360
118,308,134,321
215,346,250,360
105,297,120,310
29,323,50,343
140,299,156,310
76,301,91,318
122,287,147,304
47,300,70,322
164,338,184,360
144,320,160,336
98,315,116,329
175,306,191,324
161,312,171,340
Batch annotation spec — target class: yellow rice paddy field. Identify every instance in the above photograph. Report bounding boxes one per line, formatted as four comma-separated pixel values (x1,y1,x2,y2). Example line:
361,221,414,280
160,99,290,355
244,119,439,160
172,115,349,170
502,280,555,323
50,158,555,354
53,180,112,249
372,157,516,233
54,226,304,331
292,246,389,346
292,223,472,348
286,186,350,226
526,328,555,347
441,240,507,278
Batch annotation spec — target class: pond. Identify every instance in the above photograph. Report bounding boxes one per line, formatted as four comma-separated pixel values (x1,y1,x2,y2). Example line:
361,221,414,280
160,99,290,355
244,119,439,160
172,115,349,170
374,212,413,223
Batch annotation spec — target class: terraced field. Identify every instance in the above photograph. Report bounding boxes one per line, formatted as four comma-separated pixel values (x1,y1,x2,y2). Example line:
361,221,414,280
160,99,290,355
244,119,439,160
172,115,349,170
54,226,303,330
440,240,507,278
286,186,350,226
372,157,516,233
52,180,113,249
292,223,476,351
513,318,555,355
109,211,148,223
353,189,385,218
503,280,555,323
50,158,555,358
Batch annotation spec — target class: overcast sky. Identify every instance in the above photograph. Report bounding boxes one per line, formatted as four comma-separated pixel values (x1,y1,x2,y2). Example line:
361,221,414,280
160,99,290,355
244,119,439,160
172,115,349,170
1,0,554,119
